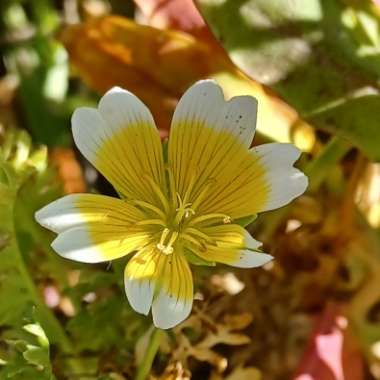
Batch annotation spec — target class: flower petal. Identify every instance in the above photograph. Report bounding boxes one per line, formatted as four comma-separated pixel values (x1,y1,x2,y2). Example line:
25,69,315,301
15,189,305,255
249,143,308,212
35,193,145,233
168,81,304,219
125,248,193,329
198,143,307,218
171,80,257,147
124,248,156,315
232,250,273,268
36,194,149,263
168,80,258,198
72,87,165,204
189,224,273,268
152,252,193,329
51,225,150,263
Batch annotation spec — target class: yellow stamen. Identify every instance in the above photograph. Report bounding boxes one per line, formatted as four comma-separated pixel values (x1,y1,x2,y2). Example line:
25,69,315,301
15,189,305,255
136,219,166,227
129,200,166,220
162,247,173,255
163,231,179,254
156,229,178,255
157,228,170,251
184,208,195,218
175,193,195,225
190,213,232,226
223,216,232,224
176,192,184,209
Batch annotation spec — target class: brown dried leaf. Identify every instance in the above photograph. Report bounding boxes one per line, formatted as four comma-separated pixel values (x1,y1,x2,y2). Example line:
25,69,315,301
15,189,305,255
224,313,253,331
61,16,225,132
154,361,191,380
171,310,253,373
225,367,261,380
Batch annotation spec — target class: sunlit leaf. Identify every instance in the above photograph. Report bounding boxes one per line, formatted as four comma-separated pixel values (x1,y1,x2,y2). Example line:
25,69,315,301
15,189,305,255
309,95,380,161
0,315,54,380
13,40,71,146
197,0,380,160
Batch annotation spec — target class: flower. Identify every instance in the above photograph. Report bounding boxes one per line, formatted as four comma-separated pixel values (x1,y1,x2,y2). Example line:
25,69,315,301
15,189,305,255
35,80,308,329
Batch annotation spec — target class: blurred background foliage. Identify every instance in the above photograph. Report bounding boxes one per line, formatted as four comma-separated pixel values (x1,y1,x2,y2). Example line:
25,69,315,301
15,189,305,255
1,0,380,379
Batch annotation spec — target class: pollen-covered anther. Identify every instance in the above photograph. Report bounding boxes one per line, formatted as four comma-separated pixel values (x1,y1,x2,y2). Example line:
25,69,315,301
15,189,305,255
184,208,196,218
223,216,232,224
162,246,174,255
157,241,174,255
157,228,178,255
175,191,196,223
157,243,166,251
156,242,173,255
190,213,233,225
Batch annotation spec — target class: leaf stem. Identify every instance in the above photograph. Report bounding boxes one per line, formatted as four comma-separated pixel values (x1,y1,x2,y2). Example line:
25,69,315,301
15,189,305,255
7,190,84,373
11,223,72,351
304,136,351,192
134,327,163,380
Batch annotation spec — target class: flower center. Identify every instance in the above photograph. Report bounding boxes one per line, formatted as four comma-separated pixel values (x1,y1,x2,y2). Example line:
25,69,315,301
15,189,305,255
155,192,193,255
134,172,232,255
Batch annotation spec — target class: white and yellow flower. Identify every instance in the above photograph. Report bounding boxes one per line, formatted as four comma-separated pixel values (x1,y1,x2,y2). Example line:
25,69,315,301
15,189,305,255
35,80,308,329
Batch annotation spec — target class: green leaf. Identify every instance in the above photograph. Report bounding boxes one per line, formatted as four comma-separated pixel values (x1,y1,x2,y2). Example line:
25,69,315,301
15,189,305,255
324,1,380,79
0,316,54,379
6,39,71,146
23,346,49,368
0,129,80,373
67,295,139,351
309,95,380,160
197,0,322,85
23,324,49,348
0,130,54,328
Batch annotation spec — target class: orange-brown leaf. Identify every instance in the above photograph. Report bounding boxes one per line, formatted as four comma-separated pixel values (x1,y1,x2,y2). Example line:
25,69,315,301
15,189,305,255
50,148,86,194
61,16,314,149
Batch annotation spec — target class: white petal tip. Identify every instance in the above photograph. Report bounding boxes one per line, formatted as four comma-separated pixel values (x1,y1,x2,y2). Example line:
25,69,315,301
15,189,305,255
51,230,105,264
152,293,193,329
34,206,58,233
152,309,191,330
124,278,154,316
34,208,43,224
293,171,309,196
301,173,309,189
107,86,125,94
196,79,218,85
51,235,72,260
233,252,274,268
